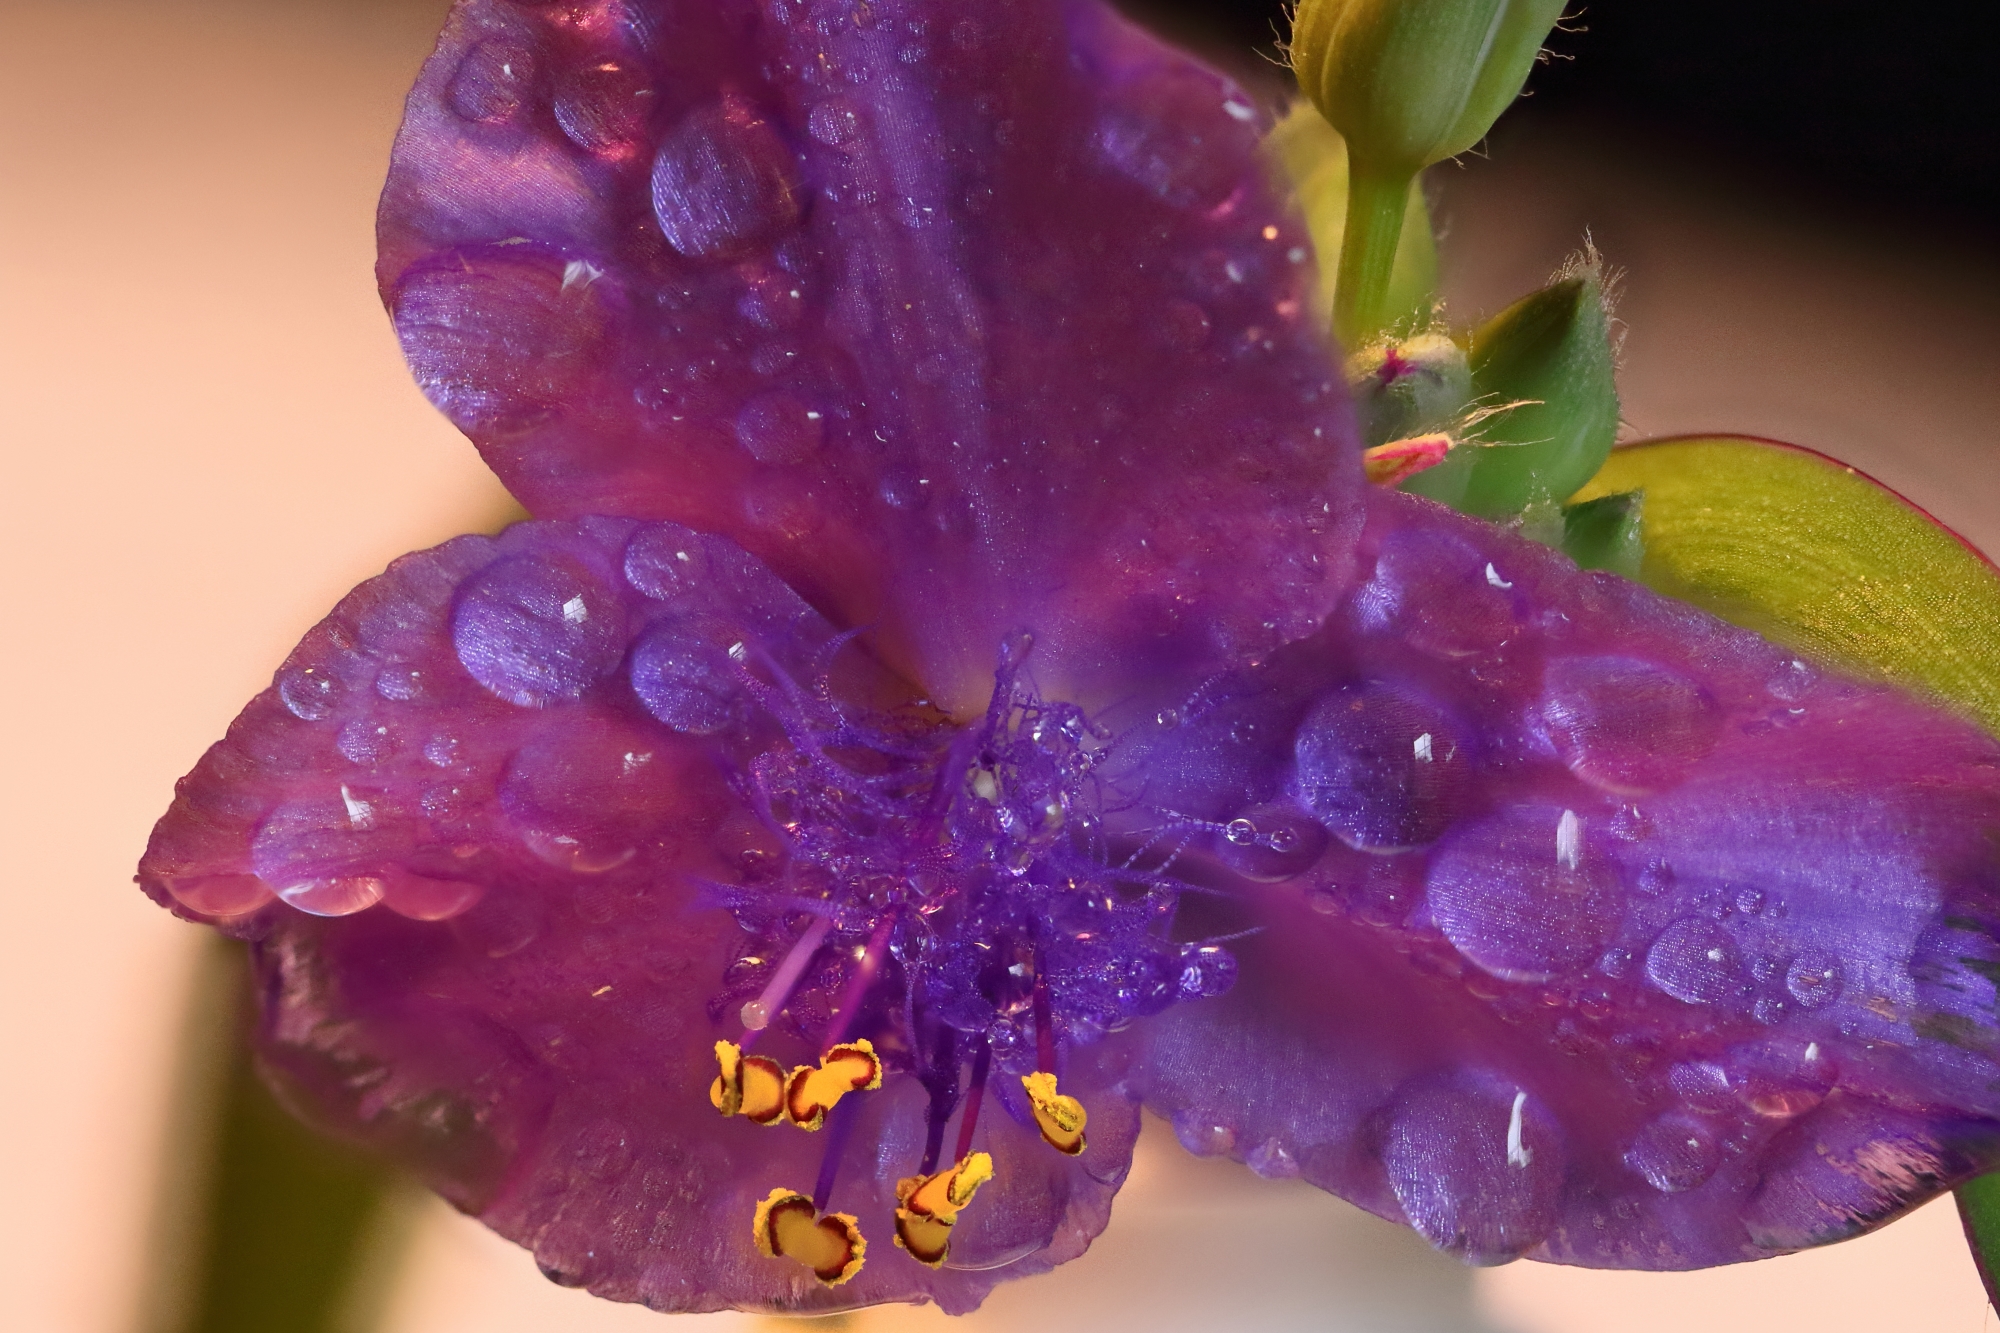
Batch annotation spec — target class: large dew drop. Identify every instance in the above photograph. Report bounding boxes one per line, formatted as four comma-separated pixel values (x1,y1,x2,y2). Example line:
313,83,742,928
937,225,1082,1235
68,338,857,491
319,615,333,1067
1427,805,1624,982
650,99,803,260
1380,1072,1561,1264
393,247,613,433
452,552,626,707
1539,655,1719,794
630,621,739,735
1293,682,1468,851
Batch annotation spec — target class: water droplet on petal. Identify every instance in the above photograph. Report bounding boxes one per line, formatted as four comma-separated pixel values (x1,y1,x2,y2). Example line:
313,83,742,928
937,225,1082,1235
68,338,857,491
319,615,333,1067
554,58,654,155
337,718,397,766
629,621,739,734
1246,1137,1300,1179
651,99,804,260
447,36,539,125
379,868,486,921
165,873,275,917
1294,683,1470,851
733,391,825,464
807,98,860,146
453,553,626,707
1785,951,1845,1008
1095,69,1244,212
1215,803,1327,881
1177,943,1238,998
1171,1111,1237,1157
279,665,340,721
276,875,387,917
394,247,614,433
1540,656,1719,794
1767,657,1818,702
1645,917,1742,1006
1381,1073,1560,1264
1624,1113,1719,1192
1428,806,1624,982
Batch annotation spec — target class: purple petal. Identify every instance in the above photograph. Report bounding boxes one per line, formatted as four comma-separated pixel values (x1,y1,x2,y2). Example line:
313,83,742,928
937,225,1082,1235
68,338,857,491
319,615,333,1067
1124,490,2000,1267
376,0,1358,707
140,517,1140,1314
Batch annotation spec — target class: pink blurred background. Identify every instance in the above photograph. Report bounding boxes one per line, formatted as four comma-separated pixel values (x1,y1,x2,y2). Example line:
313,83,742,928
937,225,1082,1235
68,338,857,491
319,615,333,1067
5,1,1998,1330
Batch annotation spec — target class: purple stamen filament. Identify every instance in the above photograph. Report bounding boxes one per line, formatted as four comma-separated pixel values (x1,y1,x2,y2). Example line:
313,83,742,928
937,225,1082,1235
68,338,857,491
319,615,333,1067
738,913,832,1053
811,1092,863,1214
821,910,898,1052
954,1038,993,1164
1032,954,1056,1075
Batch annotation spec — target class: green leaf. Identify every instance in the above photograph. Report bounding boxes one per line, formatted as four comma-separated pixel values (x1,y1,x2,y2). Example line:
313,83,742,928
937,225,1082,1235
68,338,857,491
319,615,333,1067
1573,434,2000,736
1575,435,2000,1312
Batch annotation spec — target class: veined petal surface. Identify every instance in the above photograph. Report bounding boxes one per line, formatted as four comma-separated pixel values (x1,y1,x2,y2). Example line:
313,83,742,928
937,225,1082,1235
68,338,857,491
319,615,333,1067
139,518,1140,1315
378,0,1359,710
1125,490,2000,1268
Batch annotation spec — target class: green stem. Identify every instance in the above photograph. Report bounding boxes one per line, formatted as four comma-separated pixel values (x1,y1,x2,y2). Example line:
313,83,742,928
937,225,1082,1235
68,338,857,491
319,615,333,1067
1333,162,1415,348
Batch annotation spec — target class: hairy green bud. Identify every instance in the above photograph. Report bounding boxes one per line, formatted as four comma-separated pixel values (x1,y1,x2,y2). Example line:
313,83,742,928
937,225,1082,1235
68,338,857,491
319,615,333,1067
1451,265,1621,517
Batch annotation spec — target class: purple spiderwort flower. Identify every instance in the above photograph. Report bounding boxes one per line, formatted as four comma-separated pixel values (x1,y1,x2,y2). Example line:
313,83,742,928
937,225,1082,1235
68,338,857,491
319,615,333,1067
139,0,2000,1315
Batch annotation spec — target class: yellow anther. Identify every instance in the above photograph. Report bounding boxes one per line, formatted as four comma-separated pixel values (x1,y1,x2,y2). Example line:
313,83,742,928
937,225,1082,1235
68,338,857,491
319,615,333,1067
710,1040,787,1125
892,1153,994,1268
784,1039,883,1131
751,1188,865,1286
1021,1071,1087,1155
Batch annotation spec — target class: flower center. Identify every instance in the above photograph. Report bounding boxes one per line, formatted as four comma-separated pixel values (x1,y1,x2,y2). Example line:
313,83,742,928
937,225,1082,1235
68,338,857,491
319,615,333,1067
704,633,1242,1283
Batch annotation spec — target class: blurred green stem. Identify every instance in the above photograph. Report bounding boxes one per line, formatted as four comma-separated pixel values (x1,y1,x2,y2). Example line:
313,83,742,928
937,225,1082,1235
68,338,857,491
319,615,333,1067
151,937,410,1333
1333,162,1413,346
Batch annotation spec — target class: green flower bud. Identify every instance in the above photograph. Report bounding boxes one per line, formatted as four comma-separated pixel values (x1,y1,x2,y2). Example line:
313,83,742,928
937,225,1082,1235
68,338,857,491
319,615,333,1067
1292,0,1569,177
1343,330,1470,447
1453,263,1621,517
1560,489,1645,577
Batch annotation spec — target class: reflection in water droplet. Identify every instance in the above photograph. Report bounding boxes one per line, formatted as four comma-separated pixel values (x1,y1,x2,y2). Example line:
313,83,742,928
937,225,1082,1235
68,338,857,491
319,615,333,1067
651,99,803,260
1786,952,1844,1008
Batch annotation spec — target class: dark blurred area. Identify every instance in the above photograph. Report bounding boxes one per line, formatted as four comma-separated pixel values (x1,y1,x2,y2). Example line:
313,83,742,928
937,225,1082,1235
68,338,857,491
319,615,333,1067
1117,0,1999,232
